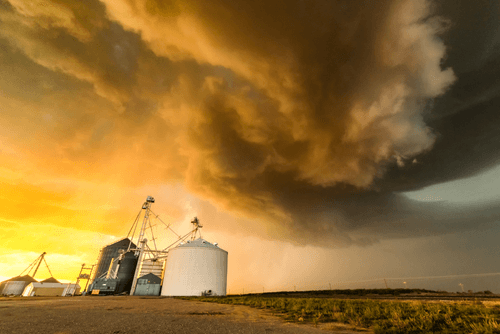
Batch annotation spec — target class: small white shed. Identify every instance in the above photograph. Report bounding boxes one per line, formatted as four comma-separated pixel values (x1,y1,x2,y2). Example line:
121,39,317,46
22,282,81,296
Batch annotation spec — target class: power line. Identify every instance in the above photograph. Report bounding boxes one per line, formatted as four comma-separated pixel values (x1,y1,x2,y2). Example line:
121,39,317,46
386,272,500,281
334,272,500,286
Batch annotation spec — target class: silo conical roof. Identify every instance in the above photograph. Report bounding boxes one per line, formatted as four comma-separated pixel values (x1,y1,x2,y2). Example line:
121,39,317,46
2,275,38,283
41,277,60,283
103,237,137,249
177,238,221,249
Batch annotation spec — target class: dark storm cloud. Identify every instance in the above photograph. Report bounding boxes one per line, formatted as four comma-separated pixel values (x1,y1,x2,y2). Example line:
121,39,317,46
378,94,500,193
2,0,499,246
114,0,499,246
375,0,500,192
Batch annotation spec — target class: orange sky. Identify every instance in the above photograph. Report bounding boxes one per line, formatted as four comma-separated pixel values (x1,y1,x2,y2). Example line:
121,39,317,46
2,0,500,293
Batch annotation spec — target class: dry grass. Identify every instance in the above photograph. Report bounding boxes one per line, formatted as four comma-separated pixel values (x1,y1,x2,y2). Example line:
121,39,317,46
179,296,500,333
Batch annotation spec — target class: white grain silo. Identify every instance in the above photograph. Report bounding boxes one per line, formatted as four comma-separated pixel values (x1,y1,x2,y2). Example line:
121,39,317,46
161,238,228,296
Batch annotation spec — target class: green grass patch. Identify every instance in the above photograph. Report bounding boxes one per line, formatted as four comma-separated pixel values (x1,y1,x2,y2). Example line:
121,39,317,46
177,296,500,333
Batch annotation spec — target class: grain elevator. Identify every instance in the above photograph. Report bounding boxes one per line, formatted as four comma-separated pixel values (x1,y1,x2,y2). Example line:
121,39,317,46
88,196,228,296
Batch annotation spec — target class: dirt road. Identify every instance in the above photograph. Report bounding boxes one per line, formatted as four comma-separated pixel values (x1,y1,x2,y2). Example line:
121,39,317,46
0,296,357,334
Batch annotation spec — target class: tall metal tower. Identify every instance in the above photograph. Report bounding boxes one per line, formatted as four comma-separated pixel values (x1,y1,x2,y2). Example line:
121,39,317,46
135,196,155,256
128,196,157,295
19,252,53,278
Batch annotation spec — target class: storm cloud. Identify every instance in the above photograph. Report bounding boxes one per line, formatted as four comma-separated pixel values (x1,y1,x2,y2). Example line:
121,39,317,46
1,0,499,247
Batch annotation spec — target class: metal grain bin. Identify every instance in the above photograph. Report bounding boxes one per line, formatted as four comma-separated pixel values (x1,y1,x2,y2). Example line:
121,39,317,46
115,250,138,294
91,250,138,295
92,238,137,281
161,238,228,296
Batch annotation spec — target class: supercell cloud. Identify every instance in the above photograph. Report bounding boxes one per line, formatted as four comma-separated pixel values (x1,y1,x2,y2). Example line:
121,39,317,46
102,0,455,187
1,0,499,247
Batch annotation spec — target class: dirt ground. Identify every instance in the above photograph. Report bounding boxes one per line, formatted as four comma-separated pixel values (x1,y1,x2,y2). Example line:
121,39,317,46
0,296,364,334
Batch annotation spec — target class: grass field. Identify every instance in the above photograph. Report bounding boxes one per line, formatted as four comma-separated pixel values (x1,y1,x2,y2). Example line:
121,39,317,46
179,293,500,333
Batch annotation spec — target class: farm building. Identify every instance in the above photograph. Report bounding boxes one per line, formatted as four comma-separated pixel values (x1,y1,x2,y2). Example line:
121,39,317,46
133,273,162,296
22,282,81,296
0,275,38,296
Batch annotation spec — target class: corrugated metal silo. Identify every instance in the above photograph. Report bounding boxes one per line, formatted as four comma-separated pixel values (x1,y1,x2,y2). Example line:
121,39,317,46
114,250,138,294
89,238,138,295
161,238,228,296
92,238,136,281
90,250,138,295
